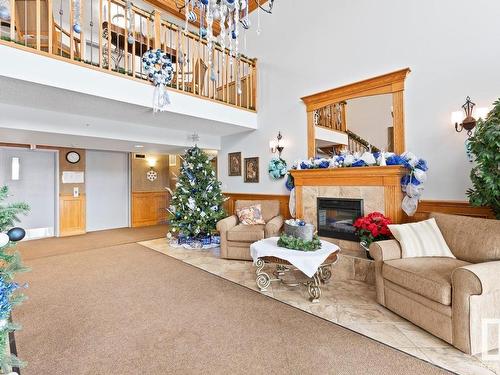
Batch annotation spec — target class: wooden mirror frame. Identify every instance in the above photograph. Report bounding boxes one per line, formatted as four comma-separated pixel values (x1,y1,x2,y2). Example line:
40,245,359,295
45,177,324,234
301,68,411,158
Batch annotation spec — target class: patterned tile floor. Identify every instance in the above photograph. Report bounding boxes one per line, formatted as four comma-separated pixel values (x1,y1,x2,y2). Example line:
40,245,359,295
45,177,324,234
140,238,499,375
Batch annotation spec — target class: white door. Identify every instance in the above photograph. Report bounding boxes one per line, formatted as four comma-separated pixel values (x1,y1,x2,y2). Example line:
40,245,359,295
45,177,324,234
0,148,56,239
86,150,129,232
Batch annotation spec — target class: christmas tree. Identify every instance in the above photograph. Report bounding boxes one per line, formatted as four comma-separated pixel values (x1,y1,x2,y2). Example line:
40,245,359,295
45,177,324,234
0,185,29,371
168,146,225,239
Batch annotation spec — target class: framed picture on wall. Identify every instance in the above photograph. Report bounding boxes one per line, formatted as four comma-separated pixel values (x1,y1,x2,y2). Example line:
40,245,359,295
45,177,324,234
228,152,242,176
244,157,259,183
169,155,177,166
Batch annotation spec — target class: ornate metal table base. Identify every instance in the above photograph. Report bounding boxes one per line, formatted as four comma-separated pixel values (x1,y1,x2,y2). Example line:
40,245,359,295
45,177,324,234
254,257,336,303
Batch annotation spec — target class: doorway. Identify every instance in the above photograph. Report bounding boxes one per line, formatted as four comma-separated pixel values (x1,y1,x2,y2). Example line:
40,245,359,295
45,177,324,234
0,147,57,239
86,150,129,232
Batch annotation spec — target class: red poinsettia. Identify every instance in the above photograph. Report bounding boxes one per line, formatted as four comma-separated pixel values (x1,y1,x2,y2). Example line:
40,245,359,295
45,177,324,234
353,212,392,247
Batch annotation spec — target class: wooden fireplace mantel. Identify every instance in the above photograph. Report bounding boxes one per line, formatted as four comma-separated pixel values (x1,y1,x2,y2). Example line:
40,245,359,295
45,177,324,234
291,166,408,223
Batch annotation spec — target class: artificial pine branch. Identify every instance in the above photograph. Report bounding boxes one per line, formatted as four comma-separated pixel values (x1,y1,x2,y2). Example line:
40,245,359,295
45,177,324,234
0,185,30,371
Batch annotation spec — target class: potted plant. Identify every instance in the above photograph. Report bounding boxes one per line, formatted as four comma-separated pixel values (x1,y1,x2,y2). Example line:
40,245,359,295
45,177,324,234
466,98,500,219
353,212,392,260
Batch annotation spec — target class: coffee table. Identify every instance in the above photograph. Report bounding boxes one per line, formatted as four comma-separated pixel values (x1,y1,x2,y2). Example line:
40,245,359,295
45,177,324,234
250,237,340,303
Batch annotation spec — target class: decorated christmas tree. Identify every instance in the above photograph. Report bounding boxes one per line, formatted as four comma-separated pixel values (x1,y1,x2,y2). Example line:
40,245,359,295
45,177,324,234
168,146,225,240
0,185,29,371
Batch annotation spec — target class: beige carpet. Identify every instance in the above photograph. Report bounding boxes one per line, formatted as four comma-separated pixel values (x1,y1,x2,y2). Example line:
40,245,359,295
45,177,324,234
17,225,168,260
14,233,450,374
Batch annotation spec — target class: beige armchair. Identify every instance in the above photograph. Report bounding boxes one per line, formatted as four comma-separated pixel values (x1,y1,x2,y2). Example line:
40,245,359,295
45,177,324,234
216,200,284,260
370,212,500,355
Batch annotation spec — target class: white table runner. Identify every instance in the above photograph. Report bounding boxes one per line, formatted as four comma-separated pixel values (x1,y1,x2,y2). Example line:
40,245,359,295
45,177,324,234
250,237,340,278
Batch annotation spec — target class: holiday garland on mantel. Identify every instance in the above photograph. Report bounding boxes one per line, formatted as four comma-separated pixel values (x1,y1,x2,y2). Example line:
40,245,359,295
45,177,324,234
285,151,428,216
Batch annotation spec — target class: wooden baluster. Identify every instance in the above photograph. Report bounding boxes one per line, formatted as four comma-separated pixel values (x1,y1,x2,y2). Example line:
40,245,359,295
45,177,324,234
181,33,185,92
9,0,15,41
175,29,179,90
246,61,250,109
131,11,136,77
107,0,111,70
146,16,150,51
36,0,41,50
48,0,53,53
225,53,229,104
249,62,254,110
341,102,347,132
124,4,128,74
253,60,257,110
153,10,160,50
80,0,85,61
197,35,201,96
70,0,74,59
98,0,103,68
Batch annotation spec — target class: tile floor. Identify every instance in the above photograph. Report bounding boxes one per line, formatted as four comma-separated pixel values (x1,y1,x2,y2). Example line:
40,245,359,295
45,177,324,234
140,238,499,375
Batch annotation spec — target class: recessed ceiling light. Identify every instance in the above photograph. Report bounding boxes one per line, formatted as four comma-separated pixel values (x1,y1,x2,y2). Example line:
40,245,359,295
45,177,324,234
134,145,144,148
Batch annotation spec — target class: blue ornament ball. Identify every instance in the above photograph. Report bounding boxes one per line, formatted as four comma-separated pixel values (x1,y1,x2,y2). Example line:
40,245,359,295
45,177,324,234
0,6,10,21
127,35,135,45
7,227,25,242
73,23,81,34
199,27,207,38
201,0,208,4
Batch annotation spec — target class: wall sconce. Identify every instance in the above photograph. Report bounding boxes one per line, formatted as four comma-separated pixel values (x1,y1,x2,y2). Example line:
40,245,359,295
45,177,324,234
11,157,20,180
453,96,476,137
269,131,284,157
452,97,490,138
146,157,158,181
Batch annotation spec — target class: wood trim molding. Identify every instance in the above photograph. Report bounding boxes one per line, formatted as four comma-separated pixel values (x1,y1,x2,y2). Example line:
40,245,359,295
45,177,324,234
223,192,292,219
303,68,411,157
291,166,407,223
291,166,407,187
409,200,495,222
301,68,411,111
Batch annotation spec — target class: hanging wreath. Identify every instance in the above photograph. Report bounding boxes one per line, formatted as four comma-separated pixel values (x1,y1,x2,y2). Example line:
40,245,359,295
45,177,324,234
268,157,287,180
142,48,174,112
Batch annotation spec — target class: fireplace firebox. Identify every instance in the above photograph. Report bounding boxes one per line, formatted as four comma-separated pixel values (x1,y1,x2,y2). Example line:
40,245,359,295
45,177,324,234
317,198,363,241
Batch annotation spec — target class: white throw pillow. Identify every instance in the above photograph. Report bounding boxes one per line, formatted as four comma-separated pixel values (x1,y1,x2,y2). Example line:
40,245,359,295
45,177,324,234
388,218,455,259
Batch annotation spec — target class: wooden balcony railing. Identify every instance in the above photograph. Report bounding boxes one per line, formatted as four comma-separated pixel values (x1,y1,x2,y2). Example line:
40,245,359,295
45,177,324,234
0,0,257,111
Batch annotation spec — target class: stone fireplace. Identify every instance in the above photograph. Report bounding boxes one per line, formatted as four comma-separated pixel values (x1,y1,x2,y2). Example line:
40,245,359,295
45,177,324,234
290,166,407,256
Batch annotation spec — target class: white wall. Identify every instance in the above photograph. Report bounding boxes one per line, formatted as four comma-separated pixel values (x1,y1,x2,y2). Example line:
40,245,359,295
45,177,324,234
0,148,57,239
86,150,130,232
346,95,393,151
219,0,500,199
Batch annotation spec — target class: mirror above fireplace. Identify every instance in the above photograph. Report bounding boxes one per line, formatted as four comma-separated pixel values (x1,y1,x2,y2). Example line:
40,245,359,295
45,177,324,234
301,68,411,158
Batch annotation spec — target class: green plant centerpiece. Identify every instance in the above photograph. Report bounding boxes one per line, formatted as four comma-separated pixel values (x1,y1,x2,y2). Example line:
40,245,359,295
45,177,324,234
277,219,321,251
277,234,322,251
466,98,500,219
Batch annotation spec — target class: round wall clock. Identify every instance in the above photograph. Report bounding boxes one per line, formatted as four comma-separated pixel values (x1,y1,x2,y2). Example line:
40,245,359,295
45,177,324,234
66,151,81,164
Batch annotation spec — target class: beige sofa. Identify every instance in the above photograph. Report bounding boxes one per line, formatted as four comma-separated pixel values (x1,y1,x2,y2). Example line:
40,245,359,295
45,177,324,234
216,200,284,260
370,212,500,354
